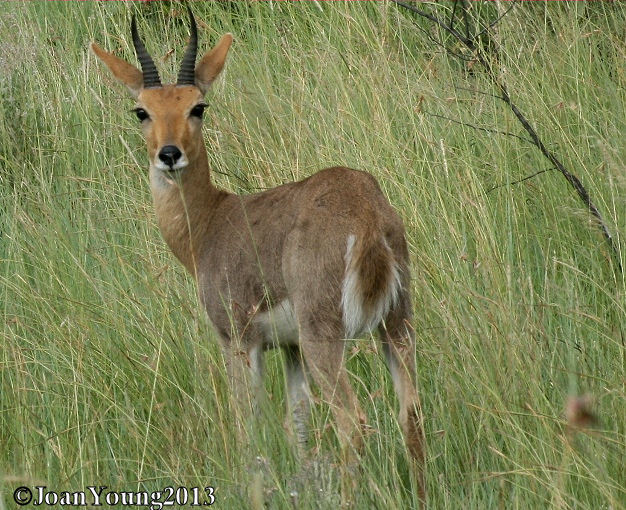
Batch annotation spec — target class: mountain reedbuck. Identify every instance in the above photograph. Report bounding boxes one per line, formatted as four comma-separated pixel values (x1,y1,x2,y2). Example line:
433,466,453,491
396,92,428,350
92,11,425,496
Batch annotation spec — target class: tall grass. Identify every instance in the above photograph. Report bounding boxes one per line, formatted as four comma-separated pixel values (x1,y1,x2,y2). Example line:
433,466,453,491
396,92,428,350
1,2,624,508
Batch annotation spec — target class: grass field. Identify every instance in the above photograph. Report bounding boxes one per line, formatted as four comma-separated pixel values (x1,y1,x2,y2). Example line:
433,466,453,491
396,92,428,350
1,1,625,508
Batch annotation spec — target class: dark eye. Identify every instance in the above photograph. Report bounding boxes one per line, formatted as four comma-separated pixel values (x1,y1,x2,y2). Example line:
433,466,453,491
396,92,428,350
133,108,149,122
190,104,206,118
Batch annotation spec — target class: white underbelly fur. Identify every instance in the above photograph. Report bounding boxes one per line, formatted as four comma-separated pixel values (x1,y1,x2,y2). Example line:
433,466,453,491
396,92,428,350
254,299,299,345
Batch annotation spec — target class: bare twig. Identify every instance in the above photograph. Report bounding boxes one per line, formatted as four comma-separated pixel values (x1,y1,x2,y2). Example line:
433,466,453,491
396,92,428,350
473,2,516,42
424,110,534,145
393,0,473,46
462,0,471,41
450,0,460,32
392,0,621,272
485,168,555,194
402,5,474,62
453,84,504,100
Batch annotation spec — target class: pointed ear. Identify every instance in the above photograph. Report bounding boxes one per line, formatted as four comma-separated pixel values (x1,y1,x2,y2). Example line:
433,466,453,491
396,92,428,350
195,33,233,94
91,42,143,98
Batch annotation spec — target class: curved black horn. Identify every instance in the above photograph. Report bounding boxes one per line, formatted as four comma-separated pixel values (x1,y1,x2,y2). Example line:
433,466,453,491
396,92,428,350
131,15,161,88
176,7,198,86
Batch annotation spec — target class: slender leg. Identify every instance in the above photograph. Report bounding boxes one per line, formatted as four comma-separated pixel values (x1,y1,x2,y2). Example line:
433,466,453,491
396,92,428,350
224,340,264,434
248,342,265,411
283,346,311,450
380,307,426,502
298,329,367,458
298,328,367,506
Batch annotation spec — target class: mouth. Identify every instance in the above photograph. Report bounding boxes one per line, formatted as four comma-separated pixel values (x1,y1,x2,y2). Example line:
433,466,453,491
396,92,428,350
164,165,186,175
153,158,189,174
161,166,187,185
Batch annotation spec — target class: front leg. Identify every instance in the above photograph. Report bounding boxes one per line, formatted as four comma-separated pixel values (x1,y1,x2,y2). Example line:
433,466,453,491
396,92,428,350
203,287,266,427
224,339,265,432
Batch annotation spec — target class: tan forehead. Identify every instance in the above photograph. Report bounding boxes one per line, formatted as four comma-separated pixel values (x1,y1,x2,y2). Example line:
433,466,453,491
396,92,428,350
137,85,203,111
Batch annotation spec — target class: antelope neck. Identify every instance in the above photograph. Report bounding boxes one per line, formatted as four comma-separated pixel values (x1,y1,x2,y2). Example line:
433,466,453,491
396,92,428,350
150,148,227,275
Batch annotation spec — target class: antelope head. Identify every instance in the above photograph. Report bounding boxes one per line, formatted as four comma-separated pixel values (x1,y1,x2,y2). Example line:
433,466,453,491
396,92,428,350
91,10,232,180
92,10,233,272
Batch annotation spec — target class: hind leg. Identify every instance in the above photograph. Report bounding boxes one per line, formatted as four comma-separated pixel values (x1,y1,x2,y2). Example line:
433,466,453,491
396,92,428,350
295,310,368,453
299,331,367,455
298,320,367,505
379,300,426,501
283,345,311,450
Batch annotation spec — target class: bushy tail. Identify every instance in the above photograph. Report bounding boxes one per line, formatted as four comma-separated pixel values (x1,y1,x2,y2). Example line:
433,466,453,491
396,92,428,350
341,234,401,338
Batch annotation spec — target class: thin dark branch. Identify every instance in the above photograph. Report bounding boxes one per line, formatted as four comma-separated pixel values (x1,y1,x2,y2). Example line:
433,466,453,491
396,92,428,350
450,0,460,32
423,111,535,145
399,4,475,62
473,1,516,42
485,168,554,194
438,48,476,63
461,0,471,41
453,84,504,100
394,1,621,272
211,167,262,191
392,0,474,47
408,17,451,54
338,51,352,75
507,99,620,269
441,49,476,63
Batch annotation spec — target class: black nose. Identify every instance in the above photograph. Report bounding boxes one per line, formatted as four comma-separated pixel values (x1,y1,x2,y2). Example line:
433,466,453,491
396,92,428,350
158,145,182,168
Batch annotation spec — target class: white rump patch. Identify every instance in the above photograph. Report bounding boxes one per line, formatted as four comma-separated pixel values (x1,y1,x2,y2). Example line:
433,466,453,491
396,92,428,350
341,234,401,338
255,299,299,346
